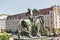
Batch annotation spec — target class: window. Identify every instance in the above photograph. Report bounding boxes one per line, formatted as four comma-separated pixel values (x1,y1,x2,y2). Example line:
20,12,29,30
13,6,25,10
58,11,60,13
57,39,59,40
51,22,52,24
15,17,17,19
11,17,14,20
56,24,57,27
46,11,49,14
51,15,52,17
59,18,60,20
8,18,11,20
59,21,60,23
51,39,53,40
18,17,20,19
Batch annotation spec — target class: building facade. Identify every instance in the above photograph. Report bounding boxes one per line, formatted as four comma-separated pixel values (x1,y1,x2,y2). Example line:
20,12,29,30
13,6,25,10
6,13,28,32
6,6,60,33
0,14,9,32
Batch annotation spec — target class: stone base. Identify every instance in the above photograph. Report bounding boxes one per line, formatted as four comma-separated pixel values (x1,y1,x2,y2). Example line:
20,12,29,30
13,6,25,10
14,36,49,40
14,38,42,40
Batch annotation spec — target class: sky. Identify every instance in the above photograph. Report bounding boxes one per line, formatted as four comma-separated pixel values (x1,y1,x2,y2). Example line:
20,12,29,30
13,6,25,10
0,0,60,15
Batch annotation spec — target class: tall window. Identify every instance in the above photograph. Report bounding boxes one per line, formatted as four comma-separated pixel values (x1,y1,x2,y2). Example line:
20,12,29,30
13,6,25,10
46,11,49,14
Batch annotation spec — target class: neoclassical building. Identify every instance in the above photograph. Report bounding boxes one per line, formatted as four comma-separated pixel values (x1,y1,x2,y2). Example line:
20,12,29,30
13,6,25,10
0,14,9,33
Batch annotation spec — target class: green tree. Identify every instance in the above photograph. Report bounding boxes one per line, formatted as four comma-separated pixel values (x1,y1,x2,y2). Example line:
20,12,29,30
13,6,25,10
0,31,10,40
44,28,49,36
53,28,57,36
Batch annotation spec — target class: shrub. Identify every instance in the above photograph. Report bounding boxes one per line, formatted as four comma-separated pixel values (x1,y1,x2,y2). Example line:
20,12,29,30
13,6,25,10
44,28,49,36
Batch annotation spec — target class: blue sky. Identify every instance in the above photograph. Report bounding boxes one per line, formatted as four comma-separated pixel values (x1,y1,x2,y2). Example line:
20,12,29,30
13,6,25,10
0,0,60,14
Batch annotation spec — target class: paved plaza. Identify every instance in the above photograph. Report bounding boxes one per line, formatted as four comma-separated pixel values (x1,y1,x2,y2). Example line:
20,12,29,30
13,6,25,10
9,35,60,40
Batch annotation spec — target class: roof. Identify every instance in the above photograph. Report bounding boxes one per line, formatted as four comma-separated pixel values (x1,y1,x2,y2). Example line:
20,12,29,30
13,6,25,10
7,13,28,20
0,14,9,19
38,6,53,15
7,6,57,20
